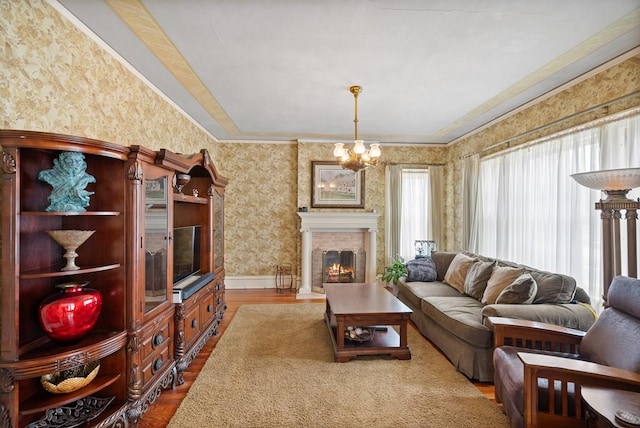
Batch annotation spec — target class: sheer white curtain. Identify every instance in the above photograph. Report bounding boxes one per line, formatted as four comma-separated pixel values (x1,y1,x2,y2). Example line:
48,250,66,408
399,169,430,260
475,111,640,310
479,129,601,302
385,166,433,262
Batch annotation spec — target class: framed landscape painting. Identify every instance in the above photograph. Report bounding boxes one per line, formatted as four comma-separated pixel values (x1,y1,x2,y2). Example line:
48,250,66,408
311,161,364,208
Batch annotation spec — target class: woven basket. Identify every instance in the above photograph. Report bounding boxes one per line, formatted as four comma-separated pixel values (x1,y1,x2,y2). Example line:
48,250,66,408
344,326,375,342
41,360,100,394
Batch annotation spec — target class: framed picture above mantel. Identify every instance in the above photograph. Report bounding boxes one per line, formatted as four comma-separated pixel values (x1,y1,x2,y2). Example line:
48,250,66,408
311,161,364,208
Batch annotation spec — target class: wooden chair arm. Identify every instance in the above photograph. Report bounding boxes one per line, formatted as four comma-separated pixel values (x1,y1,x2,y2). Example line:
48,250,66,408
518,352,640,428
489,316,585,352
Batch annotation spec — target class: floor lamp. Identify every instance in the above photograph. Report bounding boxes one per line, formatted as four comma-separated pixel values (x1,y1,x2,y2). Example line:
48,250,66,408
572,167,640,306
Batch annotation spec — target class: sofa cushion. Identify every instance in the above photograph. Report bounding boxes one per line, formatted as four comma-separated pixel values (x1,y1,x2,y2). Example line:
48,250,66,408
464,260,495,300
396,280,462,309
406,257,437,282
420,296,492,348
431,251,458,281
481,303,596,331
443,253,477,293
482,266,525,304
495,273,537,304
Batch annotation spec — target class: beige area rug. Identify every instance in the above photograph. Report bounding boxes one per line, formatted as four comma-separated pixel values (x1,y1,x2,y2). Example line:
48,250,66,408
168,303,509,428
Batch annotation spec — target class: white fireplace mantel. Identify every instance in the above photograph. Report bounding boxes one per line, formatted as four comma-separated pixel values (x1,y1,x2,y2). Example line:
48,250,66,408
297,212,380,296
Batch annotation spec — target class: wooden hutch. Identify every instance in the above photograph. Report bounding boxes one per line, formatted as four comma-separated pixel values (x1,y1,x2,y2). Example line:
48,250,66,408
0,131,227,427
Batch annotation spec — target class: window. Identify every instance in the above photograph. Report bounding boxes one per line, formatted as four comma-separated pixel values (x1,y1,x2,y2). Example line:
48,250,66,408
386,166,438,263
472,111,640,310
400,169,430,260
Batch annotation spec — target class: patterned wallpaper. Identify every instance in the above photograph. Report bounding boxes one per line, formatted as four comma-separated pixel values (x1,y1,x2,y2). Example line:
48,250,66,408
0,0,218,156
2,0,639,281
216,142,299,276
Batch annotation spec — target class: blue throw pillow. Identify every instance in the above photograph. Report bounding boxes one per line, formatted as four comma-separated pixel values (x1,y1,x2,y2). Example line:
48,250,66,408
406,257,437,282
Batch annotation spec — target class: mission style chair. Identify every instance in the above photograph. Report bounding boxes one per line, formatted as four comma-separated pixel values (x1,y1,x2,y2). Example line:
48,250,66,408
490,275,640,428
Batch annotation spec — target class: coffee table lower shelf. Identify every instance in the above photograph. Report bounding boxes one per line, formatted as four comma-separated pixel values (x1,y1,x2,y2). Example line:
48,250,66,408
324,312,411,362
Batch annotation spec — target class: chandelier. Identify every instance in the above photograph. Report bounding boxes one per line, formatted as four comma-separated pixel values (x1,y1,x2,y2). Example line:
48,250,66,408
333,85,381,172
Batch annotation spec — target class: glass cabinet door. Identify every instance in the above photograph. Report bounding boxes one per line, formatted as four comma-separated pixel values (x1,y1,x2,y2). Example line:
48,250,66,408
144,175,169,312
213,190,224,271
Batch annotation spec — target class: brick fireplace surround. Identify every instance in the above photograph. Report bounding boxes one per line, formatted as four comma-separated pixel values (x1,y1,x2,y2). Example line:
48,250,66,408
297,212,380,297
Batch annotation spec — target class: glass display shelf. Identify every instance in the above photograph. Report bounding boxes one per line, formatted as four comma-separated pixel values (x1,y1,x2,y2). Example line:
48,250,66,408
21,263,121,279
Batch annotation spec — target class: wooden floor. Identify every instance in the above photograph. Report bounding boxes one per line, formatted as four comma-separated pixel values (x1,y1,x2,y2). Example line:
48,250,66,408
138,289,498,427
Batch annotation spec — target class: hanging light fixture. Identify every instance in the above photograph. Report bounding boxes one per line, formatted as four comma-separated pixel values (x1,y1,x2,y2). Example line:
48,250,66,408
333,85,381,172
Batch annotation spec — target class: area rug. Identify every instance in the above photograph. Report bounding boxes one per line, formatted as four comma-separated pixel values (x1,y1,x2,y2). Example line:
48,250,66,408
168,303,509,428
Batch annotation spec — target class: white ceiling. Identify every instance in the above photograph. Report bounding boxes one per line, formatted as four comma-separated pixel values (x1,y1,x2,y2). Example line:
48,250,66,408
54,0,640,145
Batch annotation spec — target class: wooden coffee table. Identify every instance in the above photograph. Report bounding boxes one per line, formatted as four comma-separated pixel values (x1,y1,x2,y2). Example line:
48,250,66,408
324,283,412,362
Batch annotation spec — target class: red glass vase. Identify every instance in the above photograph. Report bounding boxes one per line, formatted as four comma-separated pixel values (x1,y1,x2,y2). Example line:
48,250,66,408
39,281,102,344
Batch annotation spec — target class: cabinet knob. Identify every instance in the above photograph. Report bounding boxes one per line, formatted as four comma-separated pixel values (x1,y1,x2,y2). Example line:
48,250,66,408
153,332,164,347
191,319,198,328
153,357,164,372
207,304,213,312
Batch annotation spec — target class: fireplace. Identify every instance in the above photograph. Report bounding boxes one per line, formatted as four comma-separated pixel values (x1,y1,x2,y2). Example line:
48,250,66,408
298,212,380,297
323,250,355,283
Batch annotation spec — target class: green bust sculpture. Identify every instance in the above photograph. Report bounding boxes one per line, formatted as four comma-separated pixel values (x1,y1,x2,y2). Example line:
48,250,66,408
38,152,96,212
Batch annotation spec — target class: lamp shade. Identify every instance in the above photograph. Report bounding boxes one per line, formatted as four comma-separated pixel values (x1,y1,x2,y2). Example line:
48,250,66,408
571,167,640,191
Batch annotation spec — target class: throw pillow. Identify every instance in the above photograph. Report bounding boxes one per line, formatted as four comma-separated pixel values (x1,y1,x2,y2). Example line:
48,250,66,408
530,271,577,304
406,257,437,282
463,261,495,300
495,273,538,304
443,253,477,293
482,266,525,304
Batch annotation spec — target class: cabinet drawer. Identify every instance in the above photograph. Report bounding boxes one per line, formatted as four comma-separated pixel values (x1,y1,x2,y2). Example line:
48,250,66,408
140,318,172,365
184,302,201,346
141,342,171,387
200,293,216,326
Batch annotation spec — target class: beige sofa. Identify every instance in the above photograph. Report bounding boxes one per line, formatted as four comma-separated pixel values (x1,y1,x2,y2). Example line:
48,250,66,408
395,251,596,382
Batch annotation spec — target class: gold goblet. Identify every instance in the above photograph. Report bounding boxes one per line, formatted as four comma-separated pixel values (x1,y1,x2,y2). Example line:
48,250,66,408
47,230,96,271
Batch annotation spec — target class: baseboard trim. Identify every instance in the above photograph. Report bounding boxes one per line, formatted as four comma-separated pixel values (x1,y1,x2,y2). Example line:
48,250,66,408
225,275,298,290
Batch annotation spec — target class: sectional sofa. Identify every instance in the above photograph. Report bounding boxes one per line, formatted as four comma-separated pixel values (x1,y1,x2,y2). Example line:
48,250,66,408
394,251,597,382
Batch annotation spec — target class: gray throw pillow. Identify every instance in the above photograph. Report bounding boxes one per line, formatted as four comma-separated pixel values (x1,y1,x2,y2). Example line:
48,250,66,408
406,258,437,282
463,261,495,300
495,273,538,304
530,271,577,304
482,266,526,304
443,253,477,293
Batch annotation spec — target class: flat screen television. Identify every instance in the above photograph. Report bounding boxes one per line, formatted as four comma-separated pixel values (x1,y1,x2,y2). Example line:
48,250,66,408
173,225,202,284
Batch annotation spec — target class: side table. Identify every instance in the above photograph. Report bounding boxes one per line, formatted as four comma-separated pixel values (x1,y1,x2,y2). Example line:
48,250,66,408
583,386,640,428
275,264,294,293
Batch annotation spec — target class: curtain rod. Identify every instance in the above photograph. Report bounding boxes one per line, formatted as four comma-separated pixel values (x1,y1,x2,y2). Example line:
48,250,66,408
459,91,640,160
384,162,445,167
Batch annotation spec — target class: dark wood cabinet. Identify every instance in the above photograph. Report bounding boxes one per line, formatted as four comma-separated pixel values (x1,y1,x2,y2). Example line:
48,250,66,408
124,146,177,425
0,131,227,427
0,131,130,428
155,149,228,385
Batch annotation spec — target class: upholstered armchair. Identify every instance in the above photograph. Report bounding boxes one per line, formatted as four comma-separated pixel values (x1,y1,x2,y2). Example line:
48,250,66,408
490,275,640,428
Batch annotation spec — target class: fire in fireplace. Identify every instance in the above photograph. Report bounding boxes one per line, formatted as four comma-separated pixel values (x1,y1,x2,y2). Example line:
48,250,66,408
323,250,355,283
